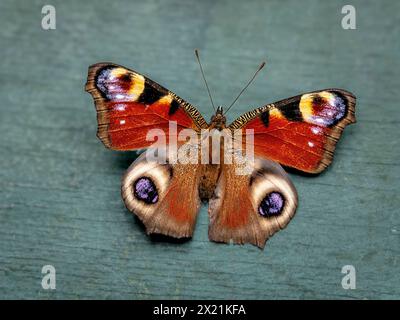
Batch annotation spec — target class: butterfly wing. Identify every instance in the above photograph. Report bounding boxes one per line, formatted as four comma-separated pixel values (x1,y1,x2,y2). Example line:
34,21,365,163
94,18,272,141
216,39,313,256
229,89,356,173
208,157,298,248
85,63,208,150
121,148,203,238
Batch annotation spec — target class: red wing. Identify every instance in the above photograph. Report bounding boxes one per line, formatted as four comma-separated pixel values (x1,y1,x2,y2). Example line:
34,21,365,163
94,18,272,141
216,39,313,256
121,149,203,238
85,63,208,150
229,89,356,173
208,158,298,248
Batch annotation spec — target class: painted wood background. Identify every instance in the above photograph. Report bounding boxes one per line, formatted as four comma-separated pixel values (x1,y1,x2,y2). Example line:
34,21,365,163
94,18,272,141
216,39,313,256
0,0,399,299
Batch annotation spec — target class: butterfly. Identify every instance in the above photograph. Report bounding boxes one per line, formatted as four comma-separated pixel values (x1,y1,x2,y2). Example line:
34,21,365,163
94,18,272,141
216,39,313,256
85,54,356,248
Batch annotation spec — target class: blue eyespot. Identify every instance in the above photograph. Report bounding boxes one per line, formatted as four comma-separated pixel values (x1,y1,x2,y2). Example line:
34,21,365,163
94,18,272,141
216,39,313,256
133,177,158,204
258,192,284,217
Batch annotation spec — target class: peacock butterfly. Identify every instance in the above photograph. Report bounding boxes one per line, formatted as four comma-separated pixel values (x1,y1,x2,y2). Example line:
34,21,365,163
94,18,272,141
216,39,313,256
85,51,356,248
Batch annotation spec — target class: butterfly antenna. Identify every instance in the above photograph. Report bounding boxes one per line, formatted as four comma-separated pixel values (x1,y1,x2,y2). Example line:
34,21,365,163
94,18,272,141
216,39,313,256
224,61,266,115
195,49,216,112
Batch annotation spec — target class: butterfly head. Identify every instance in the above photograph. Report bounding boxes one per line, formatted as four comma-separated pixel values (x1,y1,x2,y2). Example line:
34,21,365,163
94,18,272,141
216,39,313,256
210,106,226,130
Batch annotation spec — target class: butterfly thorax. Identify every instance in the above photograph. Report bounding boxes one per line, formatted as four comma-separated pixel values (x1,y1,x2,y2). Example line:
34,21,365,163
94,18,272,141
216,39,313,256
209,106,227,131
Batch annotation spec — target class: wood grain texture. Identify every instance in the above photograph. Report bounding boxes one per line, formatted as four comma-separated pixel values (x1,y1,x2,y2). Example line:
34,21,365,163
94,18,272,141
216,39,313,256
0,0,399,299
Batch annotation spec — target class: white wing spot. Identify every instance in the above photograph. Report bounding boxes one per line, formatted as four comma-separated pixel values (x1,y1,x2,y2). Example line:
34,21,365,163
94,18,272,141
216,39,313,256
311,126,322,135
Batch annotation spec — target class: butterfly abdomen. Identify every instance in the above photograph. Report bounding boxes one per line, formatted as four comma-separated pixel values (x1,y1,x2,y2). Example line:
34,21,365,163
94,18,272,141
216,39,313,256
198,164,220,201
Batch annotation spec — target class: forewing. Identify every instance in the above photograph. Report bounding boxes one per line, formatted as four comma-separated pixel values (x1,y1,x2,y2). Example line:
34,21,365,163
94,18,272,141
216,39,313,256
85,63,208,150
229,89,356,173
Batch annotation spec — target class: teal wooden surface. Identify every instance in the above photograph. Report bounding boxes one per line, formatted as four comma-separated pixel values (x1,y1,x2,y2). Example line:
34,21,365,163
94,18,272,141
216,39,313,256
0,0,399,299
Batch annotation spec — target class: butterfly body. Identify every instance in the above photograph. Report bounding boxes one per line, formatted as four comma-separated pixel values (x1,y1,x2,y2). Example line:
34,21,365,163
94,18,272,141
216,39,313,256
208,106,227,130
199,163,220,201
86,62,356,248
